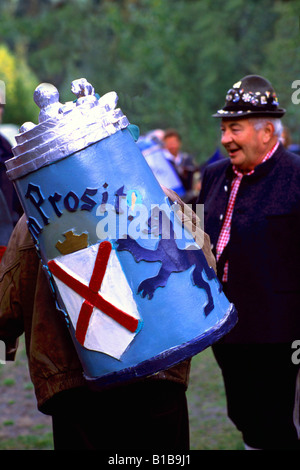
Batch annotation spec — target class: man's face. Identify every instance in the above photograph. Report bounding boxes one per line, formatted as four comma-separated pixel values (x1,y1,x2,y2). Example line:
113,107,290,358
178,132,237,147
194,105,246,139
164,135,181,157
220,118,267,174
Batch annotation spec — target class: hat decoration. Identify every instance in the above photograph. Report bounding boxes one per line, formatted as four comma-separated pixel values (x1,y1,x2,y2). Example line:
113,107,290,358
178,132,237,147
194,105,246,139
213,75,285,118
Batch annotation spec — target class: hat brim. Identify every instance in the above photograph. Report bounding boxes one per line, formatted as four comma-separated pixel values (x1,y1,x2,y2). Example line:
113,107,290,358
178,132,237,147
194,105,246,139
212,108,286,119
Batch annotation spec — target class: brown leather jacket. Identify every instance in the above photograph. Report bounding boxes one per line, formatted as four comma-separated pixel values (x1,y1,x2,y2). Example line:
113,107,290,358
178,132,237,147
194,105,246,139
0,188,215,413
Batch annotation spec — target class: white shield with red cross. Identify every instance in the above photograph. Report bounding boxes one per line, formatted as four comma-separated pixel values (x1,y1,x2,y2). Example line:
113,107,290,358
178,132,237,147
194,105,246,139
48,241,142,360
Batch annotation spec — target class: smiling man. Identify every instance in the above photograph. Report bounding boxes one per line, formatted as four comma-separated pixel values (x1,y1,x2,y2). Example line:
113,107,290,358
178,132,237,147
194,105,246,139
220,117,279,173
198,75,300,450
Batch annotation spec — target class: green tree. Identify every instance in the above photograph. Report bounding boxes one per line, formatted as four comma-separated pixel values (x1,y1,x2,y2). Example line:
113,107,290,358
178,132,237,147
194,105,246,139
0,44,39,125
262,0,300,144
0,0,298,160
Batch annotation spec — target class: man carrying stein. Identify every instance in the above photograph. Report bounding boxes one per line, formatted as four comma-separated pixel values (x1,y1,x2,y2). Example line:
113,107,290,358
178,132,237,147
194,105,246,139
198,75,300,450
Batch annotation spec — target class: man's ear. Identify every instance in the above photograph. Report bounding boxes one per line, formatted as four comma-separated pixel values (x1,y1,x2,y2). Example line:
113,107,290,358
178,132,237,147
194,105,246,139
262,121,275,144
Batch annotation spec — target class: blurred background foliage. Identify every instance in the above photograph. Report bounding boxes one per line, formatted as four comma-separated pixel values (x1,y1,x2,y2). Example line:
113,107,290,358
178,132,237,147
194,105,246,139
0,0,299,163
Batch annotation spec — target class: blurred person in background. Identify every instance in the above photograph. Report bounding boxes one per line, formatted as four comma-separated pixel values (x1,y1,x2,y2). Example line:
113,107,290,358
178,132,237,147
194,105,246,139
0,93,22,261
163,129,199,200
280,125,300,156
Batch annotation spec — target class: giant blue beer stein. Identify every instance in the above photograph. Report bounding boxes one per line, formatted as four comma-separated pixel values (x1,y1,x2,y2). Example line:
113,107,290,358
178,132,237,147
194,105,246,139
5,79,237,388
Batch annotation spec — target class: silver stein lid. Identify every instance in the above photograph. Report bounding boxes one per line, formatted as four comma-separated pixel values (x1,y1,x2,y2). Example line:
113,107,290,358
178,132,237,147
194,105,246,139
6,78,129,180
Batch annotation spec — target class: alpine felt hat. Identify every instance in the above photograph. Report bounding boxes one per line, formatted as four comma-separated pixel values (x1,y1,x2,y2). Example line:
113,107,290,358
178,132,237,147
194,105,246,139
213,75,286,119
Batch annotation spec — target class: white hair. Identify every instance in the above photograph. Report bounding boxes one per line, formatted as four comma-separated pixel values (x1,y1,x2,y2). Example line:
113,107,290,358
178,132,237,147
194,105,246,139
250,117,283,137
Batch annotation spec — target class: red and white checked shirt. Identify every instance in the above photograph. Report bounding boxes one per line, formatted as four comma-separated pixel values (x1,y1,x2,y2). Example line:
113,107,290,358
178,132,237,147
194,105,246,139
216,141,279,282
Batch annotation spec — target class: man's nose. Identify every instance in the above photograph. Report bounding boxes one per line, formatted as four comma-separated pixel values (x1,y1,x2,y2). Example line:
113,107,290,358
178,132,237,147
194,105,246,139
221,129,232,146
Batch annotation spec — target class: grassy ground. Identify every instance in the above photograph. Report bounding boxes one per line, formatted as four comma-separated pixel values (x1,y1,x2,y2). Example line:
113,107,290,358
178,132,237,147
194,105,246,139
187,347,244,450
0,336,243,450
0,336,53,450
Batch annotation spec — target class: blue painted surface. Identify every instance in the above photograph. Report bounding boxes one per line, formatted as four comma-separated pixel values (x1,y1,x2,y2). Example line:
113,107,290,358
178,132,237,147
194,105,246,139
13,128,237,386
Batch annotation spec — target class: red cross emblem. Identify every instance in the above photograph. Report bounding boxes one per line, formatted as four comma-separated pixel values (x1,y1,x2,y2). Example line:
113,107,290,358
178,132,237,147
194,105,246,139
48,241,140,346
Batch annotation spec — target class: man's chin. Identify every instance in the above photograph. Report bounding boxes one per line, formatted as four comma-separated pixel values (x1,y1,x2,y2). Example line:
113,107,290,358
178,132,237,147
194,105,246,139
228,155,241,166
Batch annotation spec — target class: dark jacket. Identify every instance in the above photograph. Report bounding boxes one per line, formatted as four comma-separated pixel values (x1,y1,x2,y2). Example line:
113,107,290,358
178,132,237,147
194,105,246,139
198,142,300,343
0,133,23,224
0,188,14,247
